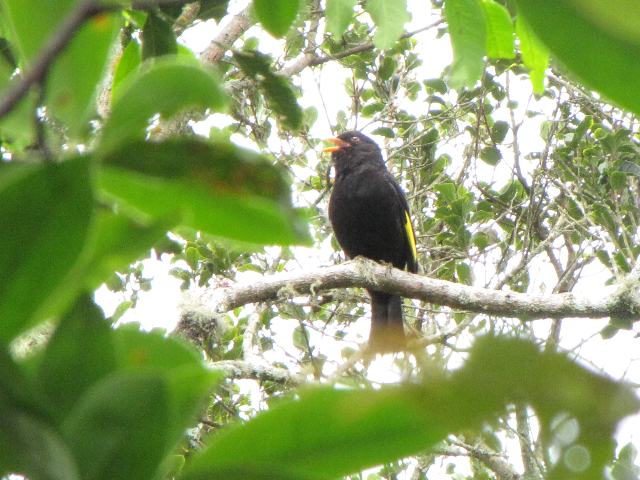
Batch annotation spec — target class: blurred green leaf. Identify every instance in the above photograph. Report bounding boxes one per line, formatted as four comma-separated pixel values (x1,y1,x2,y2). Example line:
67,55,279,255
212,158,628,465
38,296,116,421
233,50,302,130
61,372,170,480
1,0,120,136
481,0,514,59
113,327,204,372
0,348,46,417
112,327,223,447
97,138,310,245
112,40,141,101
0,408,79,480
515,0,640,115
253,0,301,38
0,156,93,343
76,210,174,291
47,13,120,136
444,0,486,88
142,11,177,60
182,336,639,480
325,0,356,37
611,442,640,480
99,56,228,153
365,0,411,50
0,0,73,60
515,15,548,95
0,45,32,146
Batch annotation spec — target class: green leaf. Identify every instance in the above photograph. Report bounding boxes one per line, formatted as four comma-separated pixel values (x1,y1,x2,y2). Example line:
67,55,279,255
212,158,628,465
142,11,177,60
233,50,302,130
183,386,446,480
378,55,396,80
371,127,394,138
481,0,514,59
490,120,509,143
365,0,411,50
182,336,639,480
253,0,301,38
0,0,73,60
97,138,310,245
38,296,116,421
361,102,384,117
515,15,548,95
0,348,46,416
0,156,94,343
61,372,170,480
424,78,448,94
47,13,120,136
99,56,228,154
472,231,490,250
1,1,119,137
444,0,486,89
77,210,174,290
514,0,640,115
325,0,357,37
611,442,640,480
0,87,36,149
112,327,204,372
433,182,457,203
455,261,472,285
112,327,222,447
199,0,230,21
609,171,627,191
0,408,79,480
112,40,142,102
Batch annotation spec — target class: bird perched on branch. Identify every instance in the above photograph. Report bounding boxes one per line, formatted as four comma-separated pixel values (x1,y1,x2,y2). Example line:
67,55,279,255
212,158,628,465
324,131,418,352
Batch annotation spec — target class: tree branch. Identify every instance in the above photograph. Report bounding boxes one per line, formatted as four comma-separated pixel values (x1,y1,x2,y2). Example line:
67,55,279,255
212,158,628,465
439,440,522,480
200,5,254,65
280,22,442,77
209,360,303,385
216,257,640,321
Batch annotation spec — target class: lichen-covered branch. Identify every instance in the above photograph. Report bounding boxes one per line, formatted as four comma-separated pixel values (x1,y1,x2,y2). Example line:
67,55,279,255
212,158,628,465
209,360,303,385
216,257,640,321
200,5,254,65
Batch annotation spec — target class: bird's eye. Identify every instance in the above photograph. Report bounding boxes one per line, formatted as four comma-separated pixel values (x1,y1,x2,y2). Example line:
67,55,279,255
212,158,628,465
350,136,361,144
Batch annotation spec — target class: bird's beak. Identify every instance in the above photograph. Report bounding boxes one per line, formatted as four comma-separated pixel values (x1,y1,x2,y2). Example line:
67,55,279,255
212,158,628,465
322,137,350,153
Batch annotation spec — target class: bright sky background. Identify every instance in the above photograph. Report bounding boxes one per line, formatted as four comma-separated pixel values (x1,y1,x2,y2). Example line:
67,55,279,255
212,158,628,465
95,0,640,476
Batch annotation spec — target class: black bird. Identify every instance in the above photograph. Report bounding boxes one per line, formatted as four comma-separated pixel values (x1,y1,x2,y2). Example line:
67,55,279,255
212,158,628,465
324,131,418,352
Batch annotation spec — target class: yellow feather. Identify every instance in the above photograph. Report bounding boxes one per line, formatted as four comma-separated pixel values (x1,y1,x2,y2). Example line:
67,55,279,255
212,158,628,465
404,210,417,263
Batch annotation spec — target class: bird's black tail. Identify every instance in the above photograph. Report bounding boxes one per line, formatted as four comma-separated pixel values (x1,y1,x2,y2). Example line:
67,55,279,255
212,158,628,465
368,290,406,353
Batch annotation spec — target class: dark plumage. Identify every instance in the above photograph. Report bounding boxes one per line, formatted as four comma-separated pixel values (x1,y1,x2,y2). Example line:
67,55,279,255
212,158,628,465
325,131,418,352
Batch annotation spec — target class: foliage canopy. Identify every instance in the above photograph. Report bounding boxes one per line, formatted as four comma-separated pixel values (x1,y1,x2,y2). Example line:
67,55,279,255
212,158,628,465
1,0,640,479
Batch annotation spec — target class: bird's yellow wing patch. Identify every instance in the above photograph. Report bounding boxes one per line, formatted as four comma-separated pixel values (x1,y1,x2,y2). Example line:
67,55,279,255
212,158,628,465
404,210,417,262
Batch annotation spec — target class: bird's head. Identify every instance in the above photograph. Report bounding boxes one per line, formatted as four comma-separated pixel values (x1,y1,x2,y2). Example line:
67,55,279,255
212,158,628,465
322,131,384,170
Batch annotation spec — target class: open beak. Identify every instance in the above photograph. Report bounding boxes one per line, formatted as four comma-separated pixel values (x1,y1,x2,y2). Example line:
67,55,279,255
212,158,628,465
322,137,350,153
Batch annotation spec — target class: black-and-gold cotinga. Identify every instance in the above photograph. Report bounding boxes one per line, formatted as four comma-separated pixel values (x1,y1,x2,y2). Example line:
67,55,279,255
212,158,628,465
324,131,418,352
